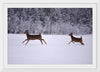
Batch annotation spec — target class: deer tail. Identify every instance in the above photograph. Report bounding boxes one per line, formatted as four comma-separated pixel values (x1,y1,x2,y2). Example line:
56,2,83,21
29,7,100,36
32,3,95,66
80,36,82,39
39,32,41,36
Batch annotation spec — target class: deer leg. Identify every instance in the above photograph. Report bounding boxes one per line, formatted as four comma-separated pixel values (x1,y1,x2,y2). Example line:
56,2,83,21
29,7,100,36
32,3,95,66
80,42,84,45
40,40,43,45
22,39,27,43
68,41,72,44
42,39,47,44
25,40,29,45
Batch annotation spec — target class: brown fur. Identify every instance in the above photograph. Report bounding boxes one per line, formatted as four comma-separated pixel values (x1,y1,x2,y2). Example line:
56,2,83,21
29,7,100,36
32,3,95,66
22,30,47,45
68,33,84,45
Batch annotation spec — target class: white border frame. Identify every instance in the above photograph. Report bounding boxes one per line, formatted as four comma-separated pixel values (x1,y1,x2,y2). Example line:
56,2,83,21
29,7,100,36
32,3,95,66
0,0,99,72
3,3,96,68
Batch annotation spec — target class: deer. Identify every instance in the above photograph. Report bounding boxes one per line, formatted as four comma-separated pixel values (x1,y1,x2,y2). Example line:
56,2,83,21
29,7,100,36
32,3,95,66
22,30,47,45
68,33,84,45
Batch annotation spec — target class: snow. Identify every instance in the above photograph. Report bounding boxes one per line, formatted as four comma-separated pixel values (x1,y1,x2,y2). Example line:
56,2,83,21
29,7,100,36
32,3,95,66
8,34,92,64
8,8,92,35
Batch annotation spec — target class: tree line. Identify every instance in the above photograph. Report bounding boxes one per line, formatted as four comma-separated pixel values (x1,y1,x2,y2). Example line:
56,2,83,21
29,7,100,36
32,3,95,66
8,8,92,35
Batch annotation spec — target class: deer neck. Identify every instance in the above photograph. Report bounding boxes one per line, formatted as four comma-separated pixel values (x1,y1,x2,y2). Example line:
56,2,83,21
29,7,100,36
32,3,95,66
71,35,74,39
26,32,29,38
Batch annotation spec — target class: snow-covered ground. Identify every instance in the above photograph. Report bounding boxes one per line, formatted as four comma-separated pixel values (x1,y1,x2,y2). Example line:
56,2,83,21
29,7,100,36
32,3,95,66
8,34,92,64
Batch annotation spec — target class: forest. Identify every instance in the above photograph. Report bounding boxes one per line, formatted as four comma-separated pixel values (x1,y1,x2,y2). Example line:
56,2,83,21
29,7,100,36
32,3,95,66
8,8,92,35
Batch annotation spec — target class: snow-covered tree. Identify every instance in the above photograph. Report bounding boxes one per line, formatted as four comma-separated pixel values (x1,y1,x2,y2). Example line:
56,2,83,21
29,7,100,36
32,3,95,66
8,8,92,35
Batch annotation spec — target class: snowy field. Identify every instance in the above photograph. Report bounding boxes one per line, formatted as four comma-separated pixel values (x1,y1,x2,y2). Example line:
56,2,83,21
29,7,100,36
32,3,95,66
8,34,92,64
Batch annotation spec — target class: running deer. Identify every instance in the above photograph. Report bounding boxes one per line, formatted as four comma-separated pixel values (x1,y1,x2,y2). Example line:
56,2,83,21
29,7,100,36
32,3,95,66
68,33,84,45
22,30,47,45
